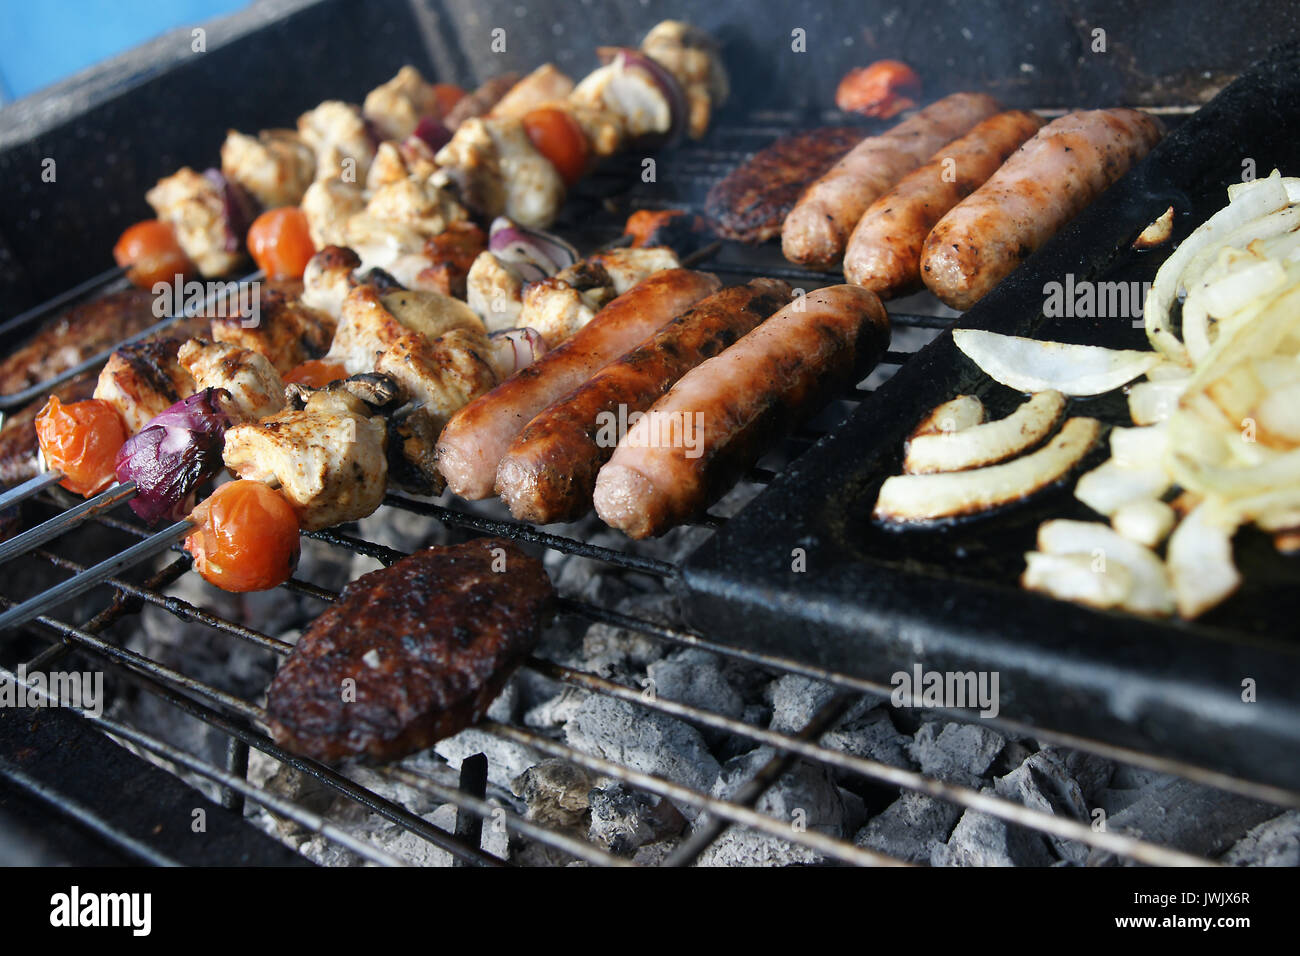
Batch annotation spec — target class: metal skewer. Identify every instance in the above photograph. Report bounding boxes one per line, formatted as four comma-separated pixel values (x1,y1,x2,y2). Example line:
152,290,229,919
0,519,192,633
0,471,65,510
0,480,139,566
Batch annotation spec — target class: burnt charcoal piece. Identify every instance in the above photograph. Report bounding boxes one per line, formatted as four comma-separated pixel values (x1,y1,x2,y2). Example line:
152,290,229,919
267,538,554,763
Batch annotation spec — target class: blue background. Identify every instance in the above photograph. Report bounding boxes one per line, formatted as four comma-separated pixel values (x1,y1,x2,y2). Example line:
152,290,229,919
0,0,250,104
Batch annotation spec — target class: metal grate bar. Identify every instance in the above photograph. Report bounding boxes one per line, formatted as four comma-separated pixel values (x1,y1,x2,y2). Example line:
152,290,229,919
0,480,139,566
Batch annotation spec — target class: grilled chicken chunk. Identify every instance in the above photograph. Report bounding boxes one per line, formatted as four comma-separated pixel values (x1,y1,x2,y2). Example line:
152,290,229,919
266,538,554,763
297,101,376,183
363,65,441,141
465,250,526,329
301,246,363,320
0,289,160,395
301,177,366,249
327,285,484,374
418,221,487,298
487,64,575,119
210,285,336,375
434,116,565,228
177,338,285,422
640,20,729,139
93,338,197,433
374,329,499,426
146,168,248,277
220,129,315,209
223,389,387,531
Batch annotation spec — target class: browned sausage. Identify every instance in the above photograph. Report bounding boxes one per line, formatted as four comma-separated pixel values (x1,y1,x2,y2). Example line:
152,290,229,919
919,108,1164,310
435,269,721,499
781,93,1002,269
495,278,793,523
593,285,890,538
842,110,1044,296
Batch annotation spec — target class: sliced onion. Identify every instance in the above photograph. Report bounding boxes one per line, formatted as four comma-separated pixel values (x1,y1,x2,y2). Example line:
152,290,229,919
1110,498,1175,548
953,329,1162,396
1022,551,1134,610
874,417,1100,524
1144,171,1290,362
488,216,579,283
903,390,1065,474
1227,172,1300,204
1074,458,1170,517
115,388,231,524
488,327,548,379
1036,519,1174,616
1166,503,1241,619
1127,379,1186,425
908,395,985,439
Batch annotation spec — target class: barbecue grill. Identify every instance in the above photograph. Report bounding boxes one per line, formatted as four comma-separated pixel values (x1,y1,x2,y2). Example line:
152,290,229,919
1,0,1298,868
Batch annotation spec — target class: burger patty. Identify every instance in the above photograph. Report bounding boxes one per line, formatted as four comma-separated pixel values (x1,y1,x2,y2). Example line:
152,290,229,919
704,126,864,243
267,537,555,764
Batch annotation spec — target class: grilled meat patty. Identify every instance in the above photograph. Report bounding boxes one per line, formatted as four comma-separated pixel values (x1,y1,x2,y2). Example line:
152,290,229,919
0,289,160,395
267,538,555,763
704,126,864,243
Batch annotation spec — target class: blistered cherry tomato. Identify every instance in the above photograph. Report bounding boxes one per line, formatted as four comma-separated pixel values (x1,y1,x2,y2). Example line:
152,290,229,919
835,60,922,119
247,207,315,279
113,220,193,288
283,359,348,389
521,107,589,187
184,480,300,592
34,397,128,496
431,83,466,118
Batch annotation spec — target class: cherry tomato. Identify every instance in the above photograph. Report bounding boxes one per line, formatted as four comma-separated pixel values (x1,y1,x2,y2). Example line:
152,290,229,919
283,359,348,389
835,60,922,119
431,83,466,119
113,220,193,288
34,397,128,497
184,480,301,592
521,107,589,187
247,207,315,280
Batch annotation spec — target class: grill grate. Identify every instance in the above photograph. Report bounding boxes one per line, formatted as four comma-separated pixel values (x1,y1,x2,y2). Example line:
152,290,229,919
1,114,1287,867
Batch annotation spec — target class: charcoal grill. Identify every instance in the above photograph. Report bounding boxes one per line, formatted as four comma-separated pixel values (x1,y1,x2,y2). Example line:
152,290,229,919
1,0,1298,867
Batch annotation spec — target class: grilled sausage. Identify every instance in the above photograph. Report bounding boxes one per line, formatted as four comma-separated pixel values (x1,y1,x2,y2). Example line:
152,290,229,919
496,278,793,523
593,285,890,538
267,538,554,763
843,110,1044,296
781,93,1002,269
919,108,1165,310
436,269,721,499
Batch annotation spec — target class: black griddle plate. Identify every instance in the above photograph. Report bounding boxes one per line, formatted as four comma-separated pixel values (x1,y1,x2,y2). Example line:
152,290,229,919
679,43,1300,793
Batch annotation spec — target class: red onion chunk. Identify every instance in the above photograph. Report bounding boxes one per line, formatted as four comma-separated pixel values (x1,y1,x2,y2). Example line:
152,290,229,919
488,216,579,281
115,388,231,524
412,116,452,153
489,327,548,378
203,168,259,252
